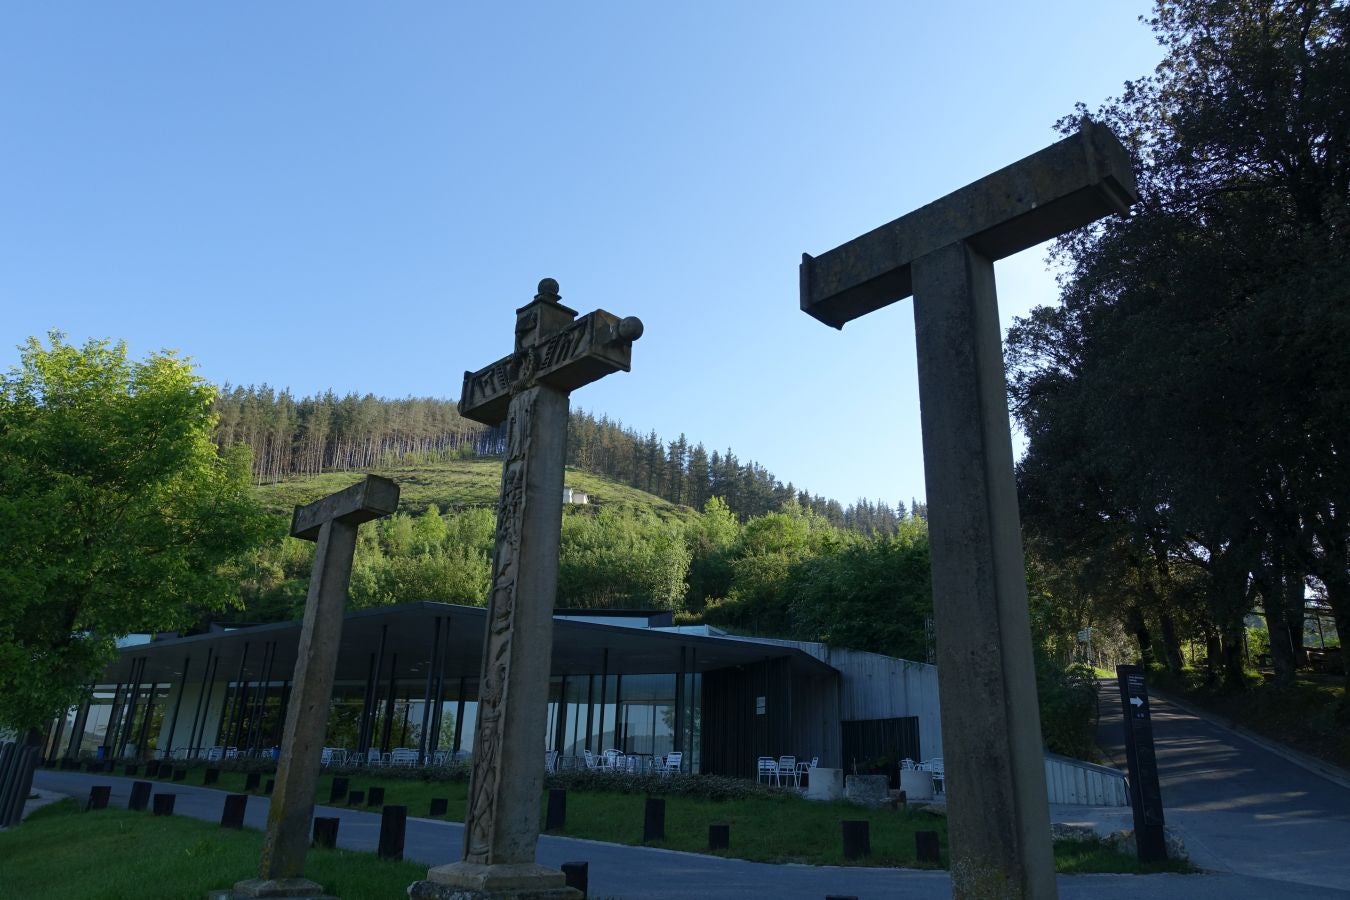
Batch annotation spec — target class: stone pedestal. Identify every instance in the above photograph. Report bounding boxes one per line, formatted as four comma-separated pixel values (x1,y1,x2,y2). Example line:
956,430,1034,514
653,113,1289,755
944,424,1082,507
409,863,581,900
844,774,890,808
803,767,845,801
900,768,935,801
223,877,338,899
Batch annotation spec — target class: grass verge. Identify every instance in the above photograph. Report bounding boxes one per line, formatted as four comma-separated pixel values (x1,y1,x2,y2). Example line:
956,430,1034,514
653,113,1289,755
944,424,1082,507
130,764,1187,873
0,800,426,900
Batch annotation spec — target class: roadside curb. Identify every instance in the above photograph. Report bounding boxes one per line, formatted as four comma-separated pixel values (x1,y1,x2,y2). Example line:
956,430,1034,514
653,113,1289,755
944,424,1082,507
1150,687,1350,792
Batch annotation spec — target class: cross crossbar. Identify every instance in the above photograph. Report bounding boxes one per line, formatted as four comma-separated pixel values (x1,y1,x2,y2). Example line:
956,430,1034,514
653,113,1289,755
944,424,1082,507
290,475,400,541
800,120,1138,329
459,308,641,426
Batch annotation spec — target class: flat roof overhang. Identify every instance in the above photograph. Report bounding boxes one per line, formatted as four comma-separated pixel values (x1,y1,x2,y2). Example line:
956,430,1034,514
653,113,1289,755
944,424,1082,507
99,602,838,687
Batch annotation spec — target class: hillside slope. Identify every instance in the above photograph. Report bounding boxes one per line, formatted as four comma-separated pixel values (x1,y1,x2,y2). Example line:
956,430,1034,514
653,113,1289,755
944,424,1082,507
251,458,699,525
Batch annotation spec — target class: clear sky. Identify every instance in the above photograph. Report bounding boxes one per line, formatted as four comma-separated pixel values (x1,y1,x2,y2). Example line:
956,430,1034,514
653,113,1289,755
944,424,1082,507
1,2,1162,508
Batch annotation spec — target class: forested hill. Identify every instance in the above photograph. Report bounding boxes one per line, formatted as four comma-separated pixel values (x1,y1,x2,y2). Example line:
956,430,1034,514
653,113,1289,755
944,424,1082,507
212,385,920,535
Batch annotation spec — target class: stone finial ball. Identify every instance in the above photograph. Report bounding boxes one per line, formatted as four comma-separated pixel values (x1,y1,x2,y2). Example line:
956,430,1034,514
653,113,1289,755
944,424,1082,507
536,277,561,301
618,316,644,342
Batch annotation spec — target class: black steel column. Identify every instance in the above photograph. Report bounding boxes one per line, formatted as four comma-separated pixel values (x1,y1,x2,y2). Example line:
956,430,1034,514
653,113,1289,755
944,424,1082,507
67,692,92,759
419,617,442,761
673,647,685,759
597,649,609,750
553,676,568,753
101,681,125,754
453,677,466,754
379,652,399,753
248,641,275,753
163,656,191,759
428,617,448,756
227,642,251,749
135,675,159,758
584,672,595,752
189,652,220,757
186,648,214,759
117,658,145,756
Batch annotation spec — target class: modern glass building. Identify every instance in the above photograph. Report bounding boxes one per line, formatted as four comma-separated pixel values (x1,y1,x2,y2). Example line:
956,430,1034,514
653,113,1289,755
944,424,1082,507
45,602,942,778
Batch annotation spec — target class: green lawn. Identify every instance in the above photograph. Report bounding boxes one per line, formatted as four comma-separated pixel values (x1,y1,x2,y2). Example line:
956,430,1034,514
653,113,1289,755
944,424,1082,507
138,764,1185,873
0,800,426,900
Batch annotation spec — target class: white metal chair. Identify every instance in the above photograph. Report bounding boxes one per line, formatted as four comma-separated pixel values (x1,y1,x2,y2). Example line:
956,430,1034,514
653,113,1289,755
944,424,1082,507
778,755,799,787
922,757,945,794
602,749,621,771
366,747,384,767
583,749,598,770
206,746,224,762
545,749,559,773
796,756,818,782
390,748,418,767
321,747,334,767
757,756,779,786
660,751,682,776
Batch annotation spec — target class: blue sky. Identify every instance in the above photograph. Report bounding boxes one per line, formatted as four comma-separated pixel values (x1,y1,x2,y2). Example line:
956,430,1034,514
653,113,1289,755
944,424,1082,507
1,2,1162,507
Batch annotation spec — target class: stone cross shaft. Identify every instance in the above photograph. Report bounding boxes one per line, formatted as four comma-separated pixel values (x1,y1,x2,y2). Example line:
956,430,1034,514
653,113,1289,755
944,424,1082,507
801,122,1137,900
248,476,399,894
421,278,641,898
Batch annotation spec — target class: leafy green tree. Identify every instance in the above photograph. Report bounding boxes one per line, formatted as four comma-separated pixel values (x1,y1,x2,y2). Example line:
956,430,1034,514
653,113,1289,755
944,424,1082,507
683,497,741,613
556,508,691,609
0,333,270,731
1009,0,1350,697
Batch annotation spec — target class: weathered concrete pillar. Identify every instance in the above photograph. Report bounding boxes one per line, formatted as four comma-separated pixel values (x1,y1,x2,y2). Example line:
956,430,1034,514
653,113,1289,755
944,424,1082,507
230,475,398,900
415,279,641,900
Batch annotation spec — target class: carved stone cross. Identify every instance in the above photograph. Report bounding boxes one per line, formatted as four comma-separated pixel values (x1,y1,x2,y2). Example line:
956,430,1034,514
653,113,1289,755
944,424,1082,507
414,278,642,900
801,121,1137,899
235,475,399,900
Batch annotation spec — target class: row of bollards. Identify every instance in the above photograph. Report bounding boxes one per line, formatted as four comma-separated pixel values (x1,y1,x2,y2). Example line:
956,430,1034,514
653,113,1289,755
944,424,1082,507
86,782,175,816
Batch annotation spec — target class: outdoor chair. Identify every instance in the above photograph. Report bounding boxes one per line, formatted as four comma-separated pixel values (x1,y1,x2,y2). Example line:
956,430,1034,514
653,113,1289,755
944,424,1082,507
757,756,779,786
206,746,224,762
390,748,418,766
922,757,945,793
432,749,448,766
366,747,383,767
583,749,598,770
660,751,682,776
796,756,818,783
321,747,334,767
602,749,621,771
545,749,559,773
778,755,799,787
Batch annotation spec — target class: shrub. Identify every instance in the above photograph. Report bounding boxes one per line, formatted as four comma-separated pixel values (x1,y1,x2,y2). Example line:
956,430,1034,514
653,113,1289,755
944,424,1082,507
545,769,786,801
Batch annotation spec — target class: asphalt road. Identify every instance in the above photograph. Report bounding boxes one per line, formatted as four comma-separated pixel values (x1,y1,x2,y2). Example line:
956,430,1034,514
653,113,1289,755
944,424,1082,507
1088,679,1350,893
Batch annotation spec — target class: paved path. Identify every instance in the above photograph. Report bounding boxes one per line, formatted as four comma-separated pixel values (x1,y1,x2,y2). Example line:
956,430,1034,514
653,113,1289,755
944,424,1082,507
1083,680,1350,893
29,768,1348,899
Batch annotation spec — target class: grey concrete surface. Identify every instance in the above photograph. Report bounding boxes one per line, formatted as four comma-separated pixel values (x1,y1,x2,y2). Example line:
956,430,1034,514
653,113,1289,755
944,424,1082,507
29,766,1350,899
1092,681,1350,894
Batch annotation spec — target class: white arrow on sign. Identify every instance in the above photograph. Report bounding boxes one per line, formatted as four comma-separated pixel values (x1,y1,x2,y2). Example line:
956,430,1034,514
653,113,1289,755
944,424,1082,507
1129,696,1144,708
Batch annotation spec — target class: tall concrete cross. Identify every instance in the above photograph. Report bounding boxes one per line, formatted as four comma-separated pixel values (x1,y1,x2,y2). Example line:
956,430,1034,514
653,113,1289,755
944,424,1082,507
234,475,399,900
414,278,643,900
800,121,1137,899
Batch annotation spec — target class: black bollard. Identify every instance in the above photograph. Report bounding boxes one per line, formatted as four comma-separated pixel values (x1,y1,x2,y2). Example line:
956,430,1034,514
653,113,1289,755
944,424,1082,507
86,785,111,811
642,797,665,842
825,896,859,900
378,805,407,860
128,781,153,812
221,793,248,829
329,776,349,805
158,763,173,779
153,793,176,816
244,772,261,792
709,823,730,850
348,789,365,807
264,778,275,795
915,829,941,864
123,763,139,777
312,816,340,849
545,789,566,831
171,768,186,782
204,768,219,785
840,820,870,860
366,786,385,807
561,861,588,898
429,797,448,817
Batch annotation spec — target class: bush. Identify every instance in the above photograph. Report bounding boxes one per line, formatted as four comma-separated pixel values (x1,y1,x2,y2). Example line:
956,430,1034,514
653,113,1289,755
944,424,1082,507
1036,657,1099,761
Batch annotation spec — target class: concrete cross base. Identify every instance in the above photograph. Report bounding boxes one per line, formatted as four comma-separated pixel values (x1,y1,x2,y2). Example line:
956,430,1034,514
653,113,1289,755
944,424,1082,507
220,877,338,899
410,862,582,900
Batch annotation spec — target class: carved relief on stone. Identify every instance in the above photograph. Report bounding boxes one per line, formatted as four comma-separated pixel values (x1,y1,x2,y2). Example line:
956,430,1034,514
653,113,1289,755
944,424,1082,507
464,392,532,863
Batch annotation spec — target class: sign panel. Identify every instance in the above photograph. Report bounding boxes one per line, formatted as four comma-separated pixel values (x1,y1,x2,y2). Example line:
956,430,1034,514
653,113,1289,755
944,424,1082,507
1115,664,1167,861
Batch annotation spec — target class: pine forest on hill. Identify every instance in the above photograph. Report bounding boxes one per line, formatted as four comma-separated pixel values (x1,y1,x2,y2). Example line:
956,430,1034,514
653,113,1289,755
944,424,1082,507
212,385,921,534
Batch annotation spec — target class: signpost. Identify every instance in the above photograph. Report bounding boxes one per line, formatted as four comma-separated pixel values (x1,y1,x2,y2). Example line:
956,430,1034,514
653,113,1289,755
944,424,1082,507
1115,664,1167,861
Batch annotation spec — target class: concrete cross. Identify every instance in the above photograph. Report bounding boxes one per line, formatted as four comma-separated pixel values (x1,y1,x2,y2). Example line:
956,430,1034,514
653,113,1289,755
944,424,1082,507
234,475,399,900
414,278,642,900
801,121,1137,899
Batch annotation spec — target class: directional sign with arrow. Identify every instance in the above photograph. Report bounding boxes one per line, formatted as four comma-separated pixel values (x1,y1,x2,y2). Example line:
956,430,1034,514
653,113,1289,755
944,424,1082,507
1116,664,1167,861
